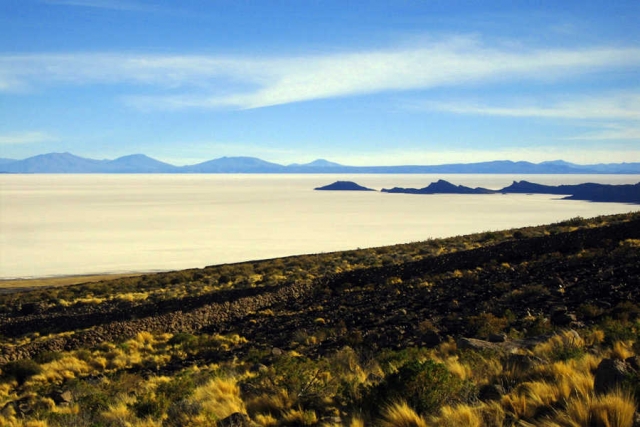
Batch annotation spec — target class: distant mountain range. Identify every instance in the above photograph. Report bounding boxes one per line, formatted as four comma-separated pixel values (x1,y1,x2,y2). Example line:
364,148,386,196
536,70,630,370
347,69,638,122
1,152,640,174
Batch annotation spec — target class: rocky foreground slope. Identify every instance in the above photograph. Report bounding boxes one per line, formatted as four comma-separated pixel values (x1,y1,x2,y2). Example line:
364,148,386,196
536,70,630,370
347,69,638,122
2,213,639,365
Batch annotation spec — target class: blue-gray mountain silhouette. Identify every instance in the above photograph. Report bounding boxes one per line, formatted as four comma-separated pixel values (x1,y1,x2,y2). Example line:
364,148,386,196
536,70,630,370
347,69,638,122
1,152,640,174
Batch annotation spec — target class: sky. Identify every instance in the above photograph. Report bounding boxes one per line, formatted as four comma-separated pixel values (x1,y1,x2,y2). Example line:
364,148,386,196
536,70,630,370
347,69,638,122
1,0,639,166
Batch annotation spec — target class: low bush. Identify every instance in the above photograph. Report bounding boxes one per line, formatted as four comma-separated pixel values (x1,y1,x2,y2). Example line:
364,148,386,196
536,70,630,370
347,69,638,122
1,359,42,385
364,359,467,416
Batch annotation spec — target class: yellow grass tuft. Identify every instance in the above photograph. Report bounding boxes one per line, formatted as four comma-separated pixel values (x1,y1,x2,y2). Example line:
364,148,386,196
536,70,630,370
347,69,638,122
532,330,584,361
585,329,606,346
27,356,91,385
254,413,278,426
432,404,482,427
379,401,428,427
444,356,470,380
501,393,536,421
246,390,294,418
281,408,318,425
609,341,634,360
191,377,245,420
348,417,365,427
554,390,635,427
100,400,135,426
435,337,458,358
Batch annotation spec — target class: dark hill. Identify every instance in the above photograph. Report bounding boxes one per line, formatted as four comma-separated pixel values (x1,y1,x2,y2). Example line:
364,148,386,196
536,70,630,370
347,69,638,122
382,179,494,194
314,181,375,191
500,180,640,204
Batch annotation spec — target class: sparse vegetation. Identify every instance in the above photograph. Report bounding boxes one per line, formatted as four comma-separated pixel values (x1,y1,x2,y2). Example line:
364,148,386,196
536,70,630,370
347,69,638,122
0,212,639,426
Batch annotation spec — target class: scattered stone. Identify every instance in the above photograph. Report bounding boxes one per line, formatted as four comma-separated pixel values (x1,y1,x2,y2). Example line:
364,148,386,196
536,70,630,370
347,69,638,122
271,348,283,357
488,333,508,343
421,330,443,347
217,412,252,427
550,306,576,326
249,363,269,374
321,416,343,425
626,356,640,372
504,354,542,372
367,373,383,383
51,390,73,405
594,358,629,395
457,337,500,351
479,383,505,401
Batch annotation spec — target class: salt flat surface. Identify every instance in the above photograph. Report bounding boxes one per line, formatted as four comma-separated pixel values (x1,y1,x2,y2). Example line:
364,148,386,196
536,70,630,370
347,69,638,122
1,174,638,279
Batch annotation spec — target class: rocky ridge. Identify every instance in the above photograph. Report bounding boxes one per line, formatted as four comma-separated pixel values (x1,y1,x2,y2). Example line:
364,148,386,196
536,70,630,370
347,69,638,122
1,216,639,365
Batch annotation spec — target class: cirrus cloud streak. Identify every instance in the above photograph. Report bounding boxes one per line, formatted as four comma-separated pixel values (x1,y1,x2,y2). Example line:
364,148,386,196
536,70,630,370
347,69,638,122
2,36,640,110
0,131,58,145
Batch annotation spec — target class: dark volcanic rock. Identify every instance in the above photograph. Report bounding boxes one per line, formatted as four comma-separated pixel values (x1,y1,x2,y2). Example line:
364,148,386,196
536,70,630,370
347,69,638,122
217,412,252,427
457,337,501,351
550,306,577,326
594,358,630,395
479,383,505,401
488,333,508,343
314,181,375,191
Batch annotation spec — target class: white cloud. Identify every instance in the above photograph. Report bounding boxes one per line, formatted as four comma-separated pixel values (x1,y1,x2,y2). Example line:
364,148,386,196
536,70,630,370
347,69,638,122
564,124,640,140
421,93,640,121
0,131,58,145
1,37,640,108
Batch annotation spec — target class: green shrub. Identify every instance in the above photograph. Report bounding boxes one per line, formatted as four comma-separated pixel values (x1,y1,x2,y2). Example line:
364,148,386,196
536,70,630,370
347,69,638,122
467,313,508,338
34,351,64,364
601,318,639,345
365,360,465,416
132,395,170,419
168,332,197,346
577,303,604,320
1,359,43,385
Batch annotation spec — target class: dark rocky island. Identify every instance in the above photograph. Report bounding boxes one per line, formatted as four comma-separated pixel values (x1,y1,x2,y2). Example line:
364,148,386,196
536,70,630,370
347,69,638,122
380,179,640,204
382,179,494,194
314,180,376,191
501,180,640,204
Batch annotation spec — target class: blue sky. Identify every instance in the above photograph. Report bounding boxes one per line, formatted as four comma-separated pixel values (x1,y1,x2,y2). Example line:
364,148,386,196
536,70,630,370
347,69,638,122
1,0,639,165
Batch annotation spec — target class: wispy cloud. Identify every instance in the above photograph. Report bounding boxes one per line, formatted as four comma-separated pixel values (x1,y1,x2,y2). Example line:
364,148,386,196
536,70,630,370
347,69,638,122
1,36,640,109
420,93,640,121
0,131,58,145
42,0,155,11
564,124,640,141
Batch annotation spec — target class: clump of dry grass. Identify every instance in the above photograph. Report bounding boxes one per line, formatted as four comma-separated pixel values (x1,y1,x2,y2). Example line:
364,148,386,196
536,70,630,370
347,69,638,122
552,389,636,427
26,356,91,385
190,376,245,421
280,408,318,426
609,341,634,360
430,403,483,427
379,401,427,427
246,390,295,419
